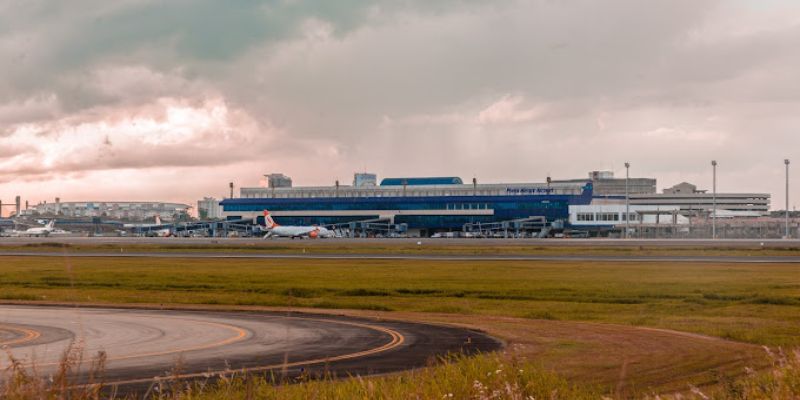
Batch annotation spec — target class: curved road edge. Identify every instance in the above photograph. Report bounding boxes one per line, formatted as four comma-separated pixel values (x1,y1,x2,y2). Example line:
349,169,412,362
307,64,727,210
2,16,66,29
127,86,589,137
0,303,503,394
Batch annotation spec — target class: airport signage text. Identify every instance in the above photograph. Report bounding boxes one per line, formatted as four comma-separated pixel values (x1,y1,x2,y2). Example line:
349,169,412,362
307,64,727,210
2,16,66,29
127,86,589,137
505,188,554,194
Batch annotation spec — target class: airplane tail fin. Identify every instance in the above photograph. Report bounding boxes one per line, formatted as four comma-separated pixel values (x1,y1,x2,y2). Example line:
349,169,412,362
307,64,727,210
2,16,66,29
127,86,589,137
46,220,55,229
155,216,162,225
263,210,278,229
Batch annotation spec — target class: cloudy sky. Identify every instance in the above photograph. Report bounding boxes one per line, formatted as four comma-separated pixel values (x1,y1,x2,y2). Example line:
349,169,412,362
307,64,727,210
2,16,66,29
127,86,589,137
1,0,799,214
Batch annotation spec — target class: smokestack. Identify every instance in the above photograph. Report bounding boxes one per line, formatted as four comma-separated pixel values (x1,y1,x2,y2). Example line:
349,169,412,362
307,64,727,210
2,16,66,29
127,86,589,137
15,196,20,217
229,182,234,199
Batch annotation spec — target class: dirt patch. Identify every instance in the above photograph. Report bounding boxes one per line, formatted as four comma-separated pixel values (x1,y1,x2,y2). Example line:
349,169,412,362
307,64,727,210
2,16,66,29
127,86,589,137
320,309,766,395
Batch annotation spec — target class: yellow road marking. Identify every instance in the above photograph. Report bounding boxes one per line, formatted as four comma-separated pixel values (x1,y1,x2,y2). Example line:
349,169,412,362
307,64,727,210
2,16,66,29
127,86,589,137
80,316,405,388
0,324,41,347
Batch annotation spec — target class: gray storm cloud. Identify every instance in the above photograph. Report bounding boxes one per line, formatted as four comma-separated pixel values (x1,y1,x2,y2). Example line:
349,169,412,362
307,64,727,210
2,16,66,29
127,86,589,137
0,0,799,208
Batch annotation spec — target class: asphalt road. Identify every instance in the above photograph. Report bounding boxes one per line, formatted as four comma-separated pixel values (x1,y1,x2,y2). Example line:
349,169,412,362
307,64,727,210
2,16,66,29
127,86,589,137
3,236,800,248
0,305,499,394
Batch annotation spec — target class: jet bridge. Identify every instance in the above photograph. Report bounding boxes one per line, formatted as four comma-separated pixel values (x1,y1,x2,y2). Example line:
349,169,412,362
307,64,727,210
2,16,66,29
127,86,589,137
132,217,258,237
336,217,409,238
462,216,552,238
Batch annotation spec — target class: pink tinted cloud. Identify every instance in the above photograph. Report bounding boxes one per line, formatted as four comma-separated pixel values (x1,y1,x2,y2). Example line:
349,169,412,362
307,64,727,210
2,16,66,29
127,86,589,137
0,97,269,182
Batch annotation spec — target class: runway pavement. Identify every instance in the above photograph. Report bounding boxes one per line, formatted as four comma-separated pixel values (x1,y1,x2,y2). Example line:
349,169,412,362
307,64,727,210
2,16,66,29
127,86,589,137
3,236,800,248
0,305,499,394
2,250,800,263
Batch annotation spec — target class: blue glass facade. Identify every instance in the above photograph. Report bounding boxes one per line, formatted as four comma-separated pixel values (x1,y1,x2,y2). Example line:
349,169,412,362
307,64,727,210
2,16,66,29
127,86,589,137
380,177,464,186
221,184,593,230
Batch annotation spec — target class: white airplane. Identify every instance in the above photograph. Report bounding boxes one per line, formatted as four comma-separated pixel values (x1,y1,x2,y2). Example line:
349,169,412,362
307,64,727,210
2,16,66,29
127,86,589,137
261,210,333,239
6,220,61,237
123,216,165,229
123,216,173,237
146,226,173,237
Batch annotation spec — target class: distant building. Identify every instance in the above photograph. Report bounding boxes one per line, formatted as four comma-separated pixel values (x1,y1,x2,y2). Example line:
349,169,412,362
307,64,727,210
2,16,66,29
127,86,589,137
608,181,771,214
630,192,770,214
353,173,377,187
663,182,706,195
30,201,190,221
589,170,615,180
554,170,656,197
197,197,223,220
265,173,293,188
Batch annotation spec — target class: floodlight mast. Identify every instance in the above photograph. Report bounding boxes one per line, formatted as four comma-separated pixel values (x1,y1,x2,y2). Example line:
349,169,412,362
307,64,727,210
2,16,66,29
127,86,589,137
711,160,717,239
786,159,791,239
624,162,630,239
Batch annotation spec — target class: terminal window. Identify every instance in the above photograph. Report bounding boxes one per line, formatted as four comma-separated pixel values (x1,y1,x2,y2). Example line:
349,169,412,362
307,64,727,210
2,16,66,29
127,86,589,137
597,212,619,222
576,213,594,221
621,213,638,221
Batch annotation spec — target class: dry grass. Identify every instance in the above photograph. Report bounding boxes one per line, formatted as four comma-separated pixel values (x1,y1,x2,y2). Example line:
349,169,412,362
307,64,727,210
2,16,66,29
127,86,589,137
5,240,800,258
175,348,800,399
2,341,108,400
183,351,599,400
1,347,598,399
649,347,800,400
1,344,798,399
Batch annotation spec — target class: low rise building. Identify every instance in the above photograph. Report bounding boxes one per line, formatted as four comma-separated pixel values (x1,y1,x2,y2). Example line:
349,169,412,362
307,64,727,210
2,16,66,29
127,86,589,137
30,201,191,221
554,170,656,197
663,182,705,195
353,173,377,187
630,181,770,214
265,173,293,188
197,197,223,220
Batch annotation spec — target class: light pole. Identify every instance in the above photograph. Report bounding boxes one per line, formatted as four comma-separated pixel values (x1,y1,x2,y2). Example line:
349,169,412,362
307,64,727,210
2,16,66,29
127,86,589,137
711,160,717,239
625,162,630,239
786,159,790,239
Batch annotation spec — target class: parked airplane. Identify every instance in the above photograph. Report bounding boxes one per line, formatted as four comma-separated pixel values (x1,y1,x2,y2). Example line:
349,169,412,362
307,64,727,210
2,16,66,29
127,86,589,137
123,216,173,237
261,210,333,239
4,220,68,237
123,216,164,229
145,226,173,237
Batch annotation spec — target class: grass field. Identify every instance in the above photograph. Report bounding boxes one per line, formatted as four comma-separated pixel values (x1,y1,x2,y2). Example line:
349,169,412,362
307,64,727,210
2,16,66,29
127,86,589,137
1,254,799,398
1,256,799,346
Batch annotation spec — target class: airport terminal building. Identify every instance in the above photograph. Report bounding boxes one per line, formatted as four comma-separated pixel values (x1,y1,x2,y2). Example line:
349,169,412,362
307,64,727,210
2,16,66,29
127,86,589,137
220,174,593,236
218,171,774,238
